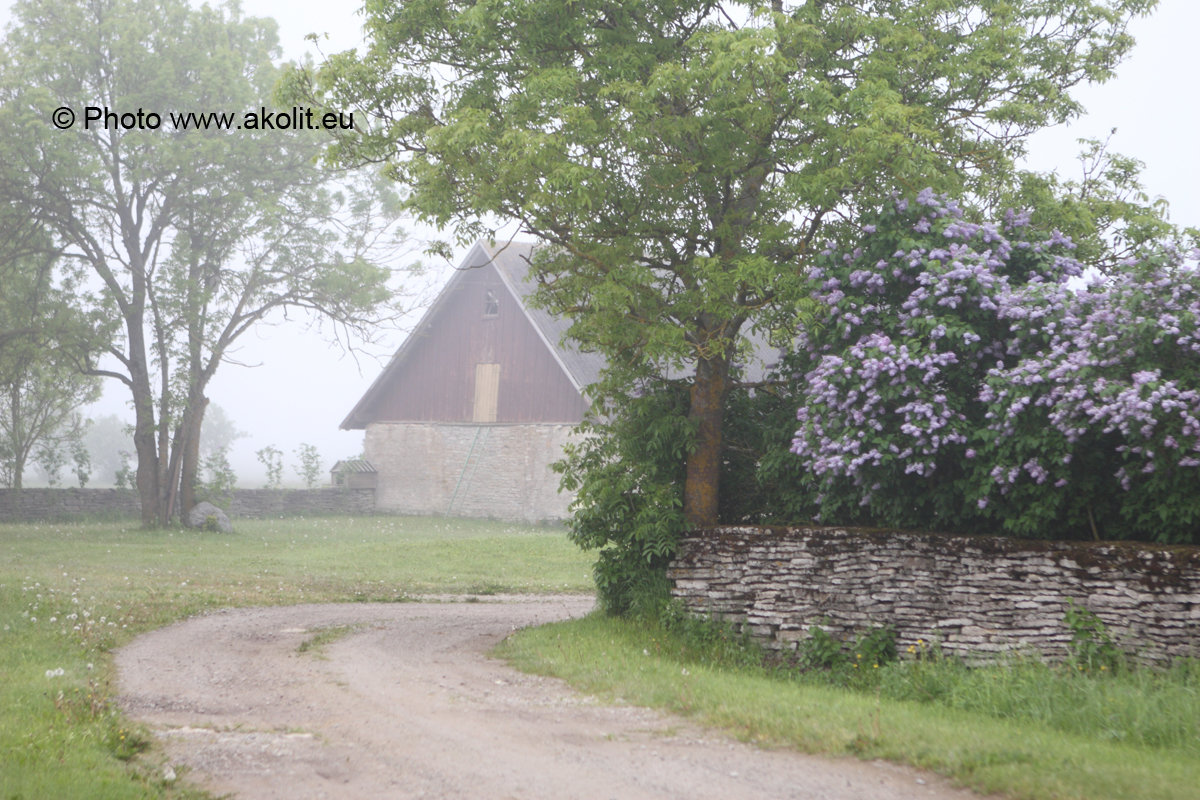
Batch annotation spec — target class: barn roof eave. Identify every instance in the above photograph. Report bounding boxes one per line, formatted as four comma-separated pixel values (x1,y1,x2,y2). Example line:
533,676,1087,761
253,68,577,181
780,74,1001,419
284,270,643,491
338,241,494,430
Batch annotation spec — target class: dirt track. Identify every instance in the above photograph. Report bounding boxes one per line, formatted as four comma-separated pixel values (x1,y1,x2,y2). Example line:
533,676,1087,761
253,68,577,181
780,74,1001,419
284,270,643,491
116,597,982,799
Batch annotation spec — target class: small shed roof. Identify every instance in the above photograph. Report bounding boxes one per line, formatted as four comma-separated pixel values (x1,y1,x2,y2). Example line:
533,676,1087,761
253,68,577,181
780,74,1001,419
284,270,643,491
330,459,376,475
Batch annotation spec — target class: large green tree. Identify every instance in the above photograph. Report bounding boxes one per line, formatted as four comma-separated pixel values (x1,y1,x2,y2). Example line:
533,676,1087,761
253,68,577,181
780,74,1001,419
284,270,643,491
82,413,133,487
303,0,1153,529
0,248,105,492
0,0,403,526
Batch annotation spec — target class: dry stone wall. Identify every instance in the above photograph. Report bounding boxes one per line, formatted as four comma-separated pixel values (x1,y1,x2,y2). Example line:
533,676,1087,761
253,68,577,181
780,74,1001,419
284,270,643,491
0,488,375,522
228,489,375,518
668,526,1200,664
0,488,140,520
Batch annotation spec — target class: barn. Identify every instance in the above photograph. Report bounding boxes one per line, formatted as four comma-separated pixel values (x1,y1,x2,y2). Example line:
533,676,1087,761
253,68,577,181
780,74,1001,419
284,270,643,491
341,240,604,522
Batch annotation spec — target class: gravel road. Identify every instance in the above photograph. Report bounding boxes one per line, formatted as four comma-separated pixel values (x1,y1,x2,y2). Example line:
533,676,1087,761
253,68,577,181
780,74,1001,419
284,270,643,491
115,596,983,799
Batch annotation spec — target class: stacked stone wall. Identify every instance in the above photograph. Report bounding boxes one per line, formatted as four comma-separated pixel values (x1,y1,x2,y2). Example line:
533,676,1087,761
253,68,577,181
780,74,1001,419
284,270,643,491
0,487,375,522
0,488,140,520
228,489,376,517
669,526,1200,664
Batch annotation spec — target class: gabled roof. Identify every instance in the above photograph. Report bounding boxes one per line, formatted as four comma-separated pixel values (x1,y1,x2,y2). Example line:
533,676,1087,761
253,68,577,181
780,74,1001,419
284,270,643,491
340,240,605,429
487,241,779,386
341,239,781,430
486,241,607,391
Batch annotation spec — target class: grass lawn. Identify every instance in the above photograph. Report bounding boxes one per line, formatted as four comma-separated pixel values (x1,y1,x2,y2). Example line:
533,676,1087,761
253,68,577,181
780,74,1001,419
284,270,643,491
5,515,1196,800
497,614,1200,800
0,515,593,799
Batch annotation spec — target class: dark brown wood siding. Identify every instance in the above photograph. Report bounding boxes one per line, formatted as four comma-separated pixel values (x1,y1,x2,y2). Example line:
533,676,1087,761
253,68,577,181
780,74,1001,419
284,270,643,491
360,264,588,423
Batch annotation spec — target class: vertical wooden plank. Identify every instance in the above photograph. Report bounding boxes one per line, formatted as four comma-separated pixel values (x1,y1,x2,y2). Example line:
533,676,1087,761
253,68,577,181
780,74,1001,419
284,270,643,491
473,363,500,422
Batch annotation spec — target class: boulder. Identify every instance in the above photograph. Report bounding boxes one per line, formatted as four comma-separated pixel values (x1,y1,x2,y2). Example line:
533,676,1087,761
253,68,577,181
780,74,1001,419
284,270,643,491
187,501,233,533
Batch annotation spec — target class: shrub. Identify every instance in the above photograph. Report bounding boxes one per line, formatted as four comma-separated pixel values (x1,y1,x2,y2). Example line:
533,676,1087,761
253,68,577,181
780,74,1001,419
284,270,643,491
975,251,1200,542
1063,601,1125,671
556,380,692,616
292,443,323,489
256,445,284,490
790,190,1081,532
790,190,1200,543
196,445,236,507
797,623,846,672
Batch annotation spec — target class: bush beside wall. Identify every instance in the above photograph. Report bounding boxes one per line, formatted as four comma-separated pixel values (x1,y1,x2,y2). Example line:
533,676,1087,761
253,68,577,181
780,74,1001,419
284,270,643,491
668,526,1200,664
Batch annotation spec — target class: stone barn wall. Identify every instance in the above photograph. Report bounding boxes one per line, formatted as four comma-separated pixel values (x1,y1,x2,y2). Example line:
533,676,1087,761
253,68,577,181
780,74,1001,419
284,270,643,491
363,421,575,523
668,526,1200,664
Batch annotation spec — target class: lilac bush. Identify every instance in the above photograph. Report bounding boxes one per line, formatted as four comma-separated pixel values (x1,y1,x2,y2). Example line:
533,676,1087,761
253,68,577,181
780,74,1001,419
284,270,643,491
976,249,1200,542
790,191,1200,543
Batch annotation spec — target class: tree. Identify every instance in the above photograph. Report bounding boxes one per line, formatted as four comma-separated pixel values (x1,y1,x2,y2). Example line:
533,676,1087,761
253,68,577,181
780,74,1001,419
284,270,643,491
32,421,91,488
0,248,104,491
301,0,1154,531
1003,136,1197,273
84,414,134,487
0,0,404,526
196,445,237,508
1,354,98,491
256,445,284,490
198,404,246,464
973,245,1200,544
292,443,323,489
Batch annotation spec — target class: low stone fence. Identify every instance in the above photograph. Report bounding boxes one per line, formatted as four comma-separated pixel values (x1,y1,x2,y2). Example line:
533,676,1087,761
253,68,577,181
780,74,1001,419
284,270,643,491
0,487,376,522
228,488,375,517
0,488,140,520
668,526,1200,664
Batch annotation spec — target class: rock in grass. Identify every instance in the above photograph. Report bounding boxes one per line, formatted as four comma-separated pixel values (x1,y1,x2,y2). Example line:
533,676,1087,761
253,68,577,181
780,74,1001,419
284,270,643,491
187,501,233,533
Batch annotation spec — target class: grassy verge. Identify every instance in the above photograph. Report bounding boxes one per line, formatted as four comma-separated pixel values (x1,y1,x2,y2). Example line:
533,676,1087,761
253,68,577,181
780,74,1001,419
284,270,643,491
496,613,1200,800
297,624,365,656
0,516,592,799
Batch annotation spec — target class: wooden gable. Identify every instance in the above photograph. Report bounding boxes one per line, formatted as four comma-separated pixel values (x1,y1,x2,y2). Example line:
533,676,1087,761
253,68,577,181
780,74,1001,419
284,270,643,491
342,244,590,427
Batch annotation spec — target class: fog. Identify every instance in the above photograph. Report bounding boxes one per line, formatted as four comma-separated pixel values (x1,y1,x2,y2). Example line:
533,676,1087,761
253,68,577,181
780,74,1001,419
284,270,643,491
3,0,1198,487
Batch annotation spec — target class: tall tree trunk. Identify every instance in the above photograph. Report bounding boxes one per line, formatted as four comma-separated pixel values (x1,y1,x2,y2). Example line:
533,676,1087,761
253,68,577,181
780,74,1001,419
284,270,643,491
683,352,731,527
177,395,208,518
12,452,24,492
126,319,161,528
155,363,173,527
9,389,23,492
132,396,159,528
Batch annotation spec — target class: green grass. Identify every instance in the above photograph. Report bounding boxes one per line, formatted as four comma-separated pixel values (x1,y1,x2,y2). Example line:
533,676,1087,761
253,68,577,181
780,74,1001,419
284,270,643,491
496,614,1200,800
8,516,1197,800
0,516,592,799
296,624,365,656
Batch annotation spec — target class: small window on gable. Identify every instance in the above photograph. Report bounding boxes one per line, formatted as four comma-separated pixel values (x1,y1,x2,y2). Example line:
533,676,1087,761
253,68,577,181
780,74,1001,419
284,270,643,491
484,290,499,318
